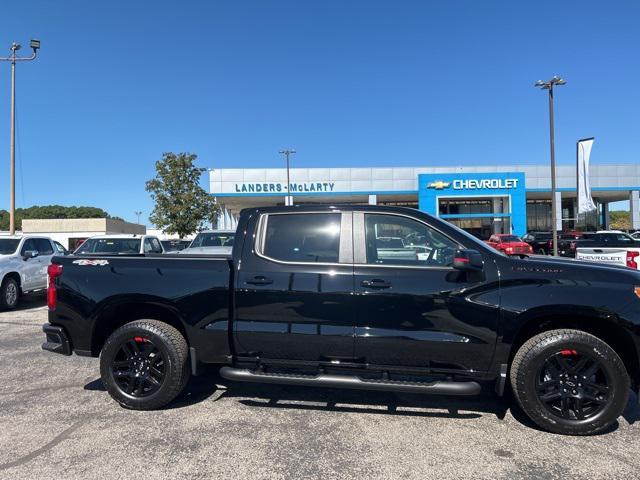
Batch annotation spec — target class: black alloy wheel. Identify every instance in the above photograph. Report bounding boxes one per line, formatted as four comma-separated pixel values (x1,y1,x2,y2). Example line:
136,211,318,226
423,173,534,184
536,349,609,421
111,336,166,398
100,319,190,410
510,329,630,435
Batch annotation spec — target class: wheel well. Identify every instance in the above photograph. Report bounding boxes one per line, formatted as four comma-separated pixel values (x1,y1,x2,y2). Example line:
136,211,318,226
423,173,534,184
509,315,640,389
91,303,188,355
2,272,21,289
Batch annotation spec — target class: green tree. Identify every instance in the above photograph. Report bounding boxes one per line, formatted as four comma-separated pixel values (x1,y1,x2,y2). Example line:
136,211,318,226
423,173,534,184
0,205,118,231
609,210,631,230
145,152,219,238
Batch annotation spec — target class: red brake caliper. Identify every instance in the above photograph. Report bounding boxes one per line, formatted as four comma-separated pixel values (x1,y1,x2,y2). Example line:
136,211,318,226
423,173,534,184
560,349,578,356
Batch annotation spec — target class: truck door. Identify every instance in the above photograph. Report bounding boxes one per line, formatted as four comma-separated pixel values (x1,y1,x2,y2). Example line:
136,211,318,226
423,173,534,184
33,238,55,289
234,210,355,363
351,211,499,374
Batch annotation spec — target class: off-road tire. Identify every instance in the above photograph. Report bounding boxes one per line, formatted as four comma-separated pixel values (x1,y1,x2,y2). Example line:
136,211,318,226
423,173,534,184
100,319,190,410
510,329,629,435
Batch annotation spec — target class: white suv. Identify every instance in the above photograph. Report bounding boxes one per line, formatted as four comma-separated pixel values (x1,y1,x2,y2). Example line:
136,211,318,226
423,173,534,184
0,236,59,309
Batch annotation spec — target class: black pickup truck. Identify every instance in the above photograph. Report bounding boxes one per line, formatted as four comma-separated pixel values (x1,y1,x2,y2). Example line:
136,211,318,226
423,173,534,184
42,205,640,435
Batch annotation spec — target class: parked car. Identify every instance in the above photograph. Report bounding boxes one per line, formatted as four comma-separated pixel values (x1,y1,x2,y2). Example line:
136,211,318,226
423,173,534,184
631,232,640,240
551,232,596,257
180,230,235,255
0,235,59,309
485,234,533,255
160,240,191,253
522,231,553,255
74,235,164,255
43,205,640,435
575,232,640,269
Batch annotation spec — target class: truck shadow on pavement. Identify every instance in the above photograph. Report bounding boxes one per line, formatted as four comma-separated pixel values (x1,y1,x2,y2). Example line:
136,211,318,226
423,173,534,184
84,369,640,433
12,294,46,311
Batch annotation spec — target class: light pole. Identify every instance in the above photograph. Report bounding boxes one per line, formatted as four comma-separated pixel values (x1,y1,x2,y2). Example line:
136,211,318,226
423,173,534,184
134,211,142,224
535,75,566,256
279,149,296,206
0,39,40,235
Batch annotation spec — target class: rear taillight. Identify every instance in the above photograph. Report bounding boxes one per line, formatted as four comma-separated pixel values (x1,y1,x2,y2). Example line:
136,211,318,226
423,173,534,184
47,264,63,310
626,251,639,269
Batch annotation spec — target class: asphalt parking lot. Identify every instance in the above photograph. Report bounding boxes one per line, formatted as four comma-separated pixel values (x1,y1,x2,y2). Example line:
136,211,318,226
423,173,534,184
0,297,639,480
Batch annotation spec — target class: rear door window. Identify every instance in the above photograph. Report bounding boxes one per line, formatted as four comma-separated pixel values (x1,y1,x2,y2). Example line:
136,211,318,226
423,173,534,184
262,213,341,263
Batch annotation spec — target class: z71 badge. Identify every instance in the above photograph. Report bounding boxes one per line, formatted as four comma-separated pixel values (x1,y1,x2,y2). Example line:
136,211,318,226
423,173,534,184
72,259,110,266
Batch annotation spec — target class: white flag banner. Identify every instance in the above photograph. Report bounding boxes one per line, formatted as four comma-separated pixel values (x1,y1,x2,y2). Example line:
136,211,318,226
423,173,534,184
577,137,597,214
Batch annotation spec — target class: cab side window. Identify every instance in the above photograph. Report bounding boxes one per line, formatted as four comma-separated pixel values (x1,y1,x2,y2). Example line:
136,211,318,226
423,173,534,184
20,239,38,256
144,238,163,254
364,214,458,267
35,239,54,255
615,234,633,244
262,213,341,263
150,238,163,253
54,241,67,254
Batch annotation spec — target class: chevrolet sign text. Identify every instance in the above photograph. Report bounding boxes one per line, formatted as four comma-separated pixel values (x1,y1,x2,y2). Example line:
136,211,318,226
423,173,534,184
452,178,519,190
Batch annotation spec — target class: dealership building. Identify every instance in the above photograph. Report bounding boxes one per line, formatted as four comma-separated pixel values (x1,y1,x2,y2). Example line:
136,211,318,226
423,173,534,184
209,164,640,238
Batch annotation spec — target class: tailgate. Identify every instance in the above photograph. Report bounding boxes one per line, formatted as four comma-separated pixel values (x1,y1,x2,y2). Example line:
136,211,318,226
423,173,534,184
576,248,627,266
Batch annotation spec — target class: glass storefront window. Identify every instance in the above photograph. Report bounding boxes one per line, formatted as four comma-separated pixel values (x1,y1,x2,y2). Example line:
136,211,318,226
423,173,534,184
526,200,552,231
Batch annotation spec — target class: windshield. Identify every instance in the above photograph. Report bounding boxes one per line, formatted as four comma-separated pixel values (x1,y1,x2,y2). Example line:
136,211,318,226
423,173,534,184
76,238,141,254
0,239,20,255
189,232,235,248
499,235,521,243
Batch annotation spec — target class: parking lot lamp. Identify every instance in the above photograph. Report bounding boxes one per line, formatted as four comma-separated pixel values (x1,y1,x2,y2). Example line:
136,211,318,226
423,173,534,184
535,76,566,256
279,149,296,206
0,40,40,235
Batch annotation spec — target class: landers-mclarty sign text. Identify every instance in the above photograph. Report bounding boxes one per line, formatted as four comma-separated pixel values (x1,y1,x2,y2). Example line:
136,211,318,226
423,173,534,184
234,182,336,193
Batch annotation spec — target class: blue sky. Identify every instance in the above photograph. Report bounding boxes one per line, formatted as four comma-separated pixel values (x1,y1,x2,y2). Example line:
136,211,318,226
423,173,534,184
0,0,638,223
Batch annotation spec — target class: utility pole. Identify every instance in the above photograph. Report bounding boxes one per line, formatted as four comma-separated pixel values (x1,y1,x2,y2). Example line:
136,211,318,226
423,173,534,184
134,211,143,224
279,149,296,206
0,40,40,234
535,76,566,256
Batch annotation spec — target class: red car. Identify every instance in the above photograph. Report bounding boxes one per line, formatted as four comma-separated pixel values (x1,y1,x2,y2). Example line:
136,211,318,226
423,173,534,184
485,234,533,255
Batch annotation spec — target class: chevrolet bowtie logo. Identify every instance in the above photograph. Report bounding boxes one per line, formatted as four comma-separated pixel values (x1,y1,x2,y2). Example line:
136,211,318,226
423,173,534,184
427,181,451,190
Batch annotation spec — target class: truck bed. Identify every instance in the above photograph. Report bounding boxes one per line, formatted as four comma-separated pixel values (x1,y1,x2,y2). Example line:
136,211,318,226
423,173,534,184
50,254,233,359
576,246,640,269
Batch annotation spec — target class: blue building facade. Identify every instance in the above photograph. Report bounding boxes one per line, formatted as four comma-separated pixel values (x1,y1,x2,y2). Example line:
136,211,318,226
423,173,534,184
210,164,640,236
418,172,527,237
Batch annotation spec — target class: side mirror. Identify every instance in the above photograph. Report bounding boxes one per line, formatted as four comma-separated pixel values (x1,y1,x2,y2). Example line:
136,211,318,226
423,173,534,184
453,249,484,271
23,250,39,260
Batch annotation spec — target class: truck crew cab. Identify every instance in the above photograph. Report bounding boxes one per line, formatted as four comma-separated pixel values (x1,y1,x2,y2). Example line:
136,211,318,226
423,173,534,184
42,205,640,435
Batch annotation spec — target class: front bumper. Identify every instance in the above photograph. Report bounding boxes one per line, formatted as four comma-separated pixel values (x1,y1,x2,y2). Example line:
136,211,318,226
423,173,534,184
42,323,72,356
